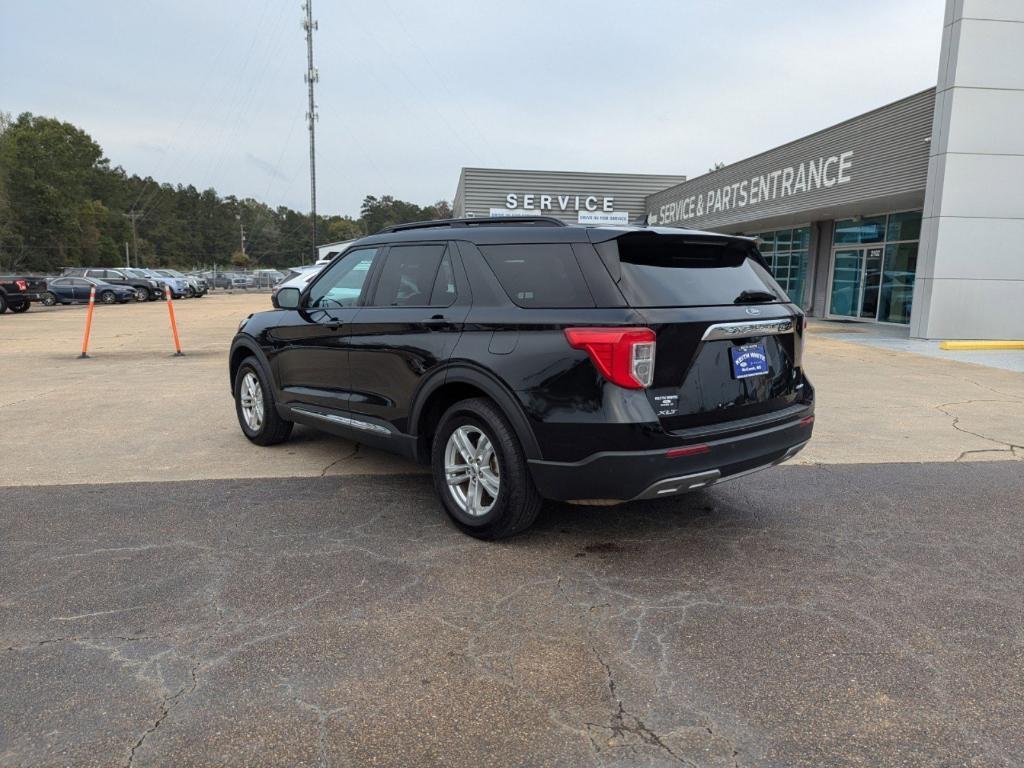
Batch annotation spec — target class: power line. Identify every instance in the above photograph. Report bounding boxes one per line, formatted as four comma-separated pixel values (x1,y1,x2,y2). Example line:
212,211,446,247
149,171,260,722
303,0,319,262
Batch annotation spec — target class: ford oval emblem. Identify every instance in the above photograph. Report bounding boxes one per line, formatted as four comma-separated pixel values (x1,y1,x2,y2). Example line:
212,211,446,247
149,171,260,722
745,307,761,316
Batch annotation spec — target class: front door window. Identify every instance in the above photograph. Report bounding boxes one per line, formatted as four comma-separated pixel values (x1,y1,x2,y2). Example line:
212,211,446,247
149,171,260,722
307,248,379,308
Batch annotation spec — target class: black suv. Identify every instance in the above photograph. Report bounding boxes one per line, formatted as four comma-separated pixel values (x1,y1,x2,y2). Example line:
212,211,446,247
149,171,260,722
229,217,814,538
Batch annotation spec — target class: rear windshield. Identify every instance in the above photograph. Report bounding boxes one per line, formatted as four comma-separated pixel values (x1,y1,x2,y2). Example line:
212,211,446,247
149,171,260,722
479,243,594,308
602,233,785,307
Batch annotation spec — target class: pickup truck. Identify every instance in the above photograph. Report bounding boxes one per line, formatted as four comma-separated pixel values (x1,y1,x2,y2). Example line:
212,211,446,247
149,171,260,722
0,275,48,314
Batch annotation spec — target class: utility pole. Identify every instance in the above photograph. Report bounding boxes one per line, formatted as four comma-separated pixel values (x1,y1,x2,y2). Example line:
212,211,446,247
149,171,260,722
124,211,141,267
238,215,247,260
125,241,130,268
302,0,319,262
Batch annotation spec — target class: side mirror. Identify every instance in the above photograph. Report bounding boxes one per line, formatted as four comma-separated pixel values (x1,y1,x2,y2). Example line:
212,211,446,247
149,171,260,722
276,286,301,309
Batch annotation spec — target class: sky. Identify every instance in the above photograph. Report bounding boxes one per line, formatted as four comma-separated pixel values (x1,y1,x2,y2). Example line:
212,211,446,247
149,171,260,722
0,0,946,219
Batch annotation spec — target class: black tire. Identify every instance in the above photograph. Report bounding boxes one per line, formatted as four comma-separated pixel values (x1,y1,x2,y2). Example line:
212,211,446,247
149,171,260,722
41,292,58,307
100,290,116,305
431,397,542,540
9,301,30,313
185,286,195,299
0,294,7,314
134,287,150,302
233,358,293,446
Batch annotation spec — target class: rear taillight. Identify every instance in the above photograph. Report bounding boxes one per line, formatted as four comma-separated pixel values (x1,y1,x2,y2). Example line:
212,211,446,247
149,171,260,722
564,327,656,389
15,280,27,291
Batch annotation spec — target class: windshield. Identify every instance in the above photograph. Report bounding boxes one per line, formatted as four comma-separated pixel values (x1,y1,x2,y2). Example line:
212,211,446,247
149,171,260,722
600,234,786,308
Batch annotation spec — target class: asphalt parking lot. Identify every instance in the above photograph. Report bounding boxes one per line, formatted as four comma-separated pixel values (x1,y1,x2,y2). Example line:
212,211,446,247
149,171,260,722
2,294,1023,766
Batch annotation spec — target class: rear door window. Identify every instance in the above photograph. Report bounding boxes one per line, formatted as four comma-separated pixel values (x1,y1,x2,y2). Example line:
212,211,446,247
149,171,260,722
371,244,447,307
479,243,594,308
429,251,457,307
602,234,785,307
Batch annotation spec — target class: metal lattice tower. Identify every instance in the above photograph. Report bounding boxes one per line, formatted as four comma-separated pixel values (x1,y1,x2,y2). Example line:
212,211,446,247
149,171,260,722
302,1,319,260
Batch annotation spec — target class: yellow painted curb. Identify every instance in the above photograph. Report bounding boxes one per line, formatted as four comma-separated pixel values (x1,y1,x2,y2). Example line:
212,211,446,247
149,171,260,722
939,340,1024,351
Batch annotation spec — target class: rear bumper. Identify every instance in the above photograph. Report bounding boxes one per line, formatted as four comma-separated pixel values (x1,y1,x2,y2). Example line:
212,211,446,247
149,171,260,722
7,292,44,303
527,412,814,502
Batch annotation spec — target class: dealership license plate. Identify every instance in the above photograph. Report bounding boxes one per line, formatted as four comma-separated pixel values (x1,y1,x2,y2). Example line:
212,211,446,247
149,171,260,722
730,343,769,379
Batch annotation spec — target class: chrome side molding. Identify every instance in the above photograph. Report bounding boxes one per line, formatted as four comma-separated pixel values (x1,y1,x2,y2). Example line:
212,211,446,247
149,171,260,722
290,406,392,436
701,318,794,341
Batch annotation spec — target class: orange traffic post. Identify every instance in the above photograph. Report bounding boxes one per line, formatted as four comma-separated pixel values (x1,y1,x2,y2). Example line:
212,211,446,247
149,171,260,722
78,285,96,358
165,285,184,356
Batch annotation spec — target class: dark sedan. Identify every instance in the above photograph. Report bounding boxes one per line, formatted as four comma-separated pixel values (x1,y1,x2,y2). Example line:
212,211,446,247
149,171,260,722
42,277,137,306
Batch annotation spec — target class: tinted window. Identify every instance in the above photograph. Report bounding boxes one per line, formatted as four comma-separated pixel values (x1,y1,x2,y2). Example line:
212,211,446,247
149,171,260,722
307,247,379,308
607,234,785,307
429,252,457,307
479,243,594,308
371,244,446,307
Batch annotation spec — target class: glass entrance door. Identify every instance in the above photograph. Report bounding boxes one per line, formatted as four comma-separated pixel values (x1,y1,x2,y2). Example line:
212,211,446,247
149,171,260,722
830,248,864,318
829,246,885,320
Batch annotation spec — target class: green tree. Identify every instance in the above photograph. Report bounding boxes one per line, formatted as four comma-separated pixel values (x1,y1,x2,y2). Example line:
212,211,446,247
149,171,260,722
0,113,109,270
0,111,452,272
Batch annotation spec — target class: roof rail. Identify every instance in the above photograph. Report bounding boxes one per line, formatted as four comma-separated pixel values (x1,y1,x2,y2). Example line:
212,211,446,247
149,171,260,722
376,216,567,234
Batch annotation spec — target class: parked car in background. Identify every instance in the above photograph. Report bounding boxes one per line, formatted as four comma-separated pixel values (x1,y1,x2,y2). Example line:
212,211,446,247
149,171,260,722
230,217,814,539
271,264,324,307
155,269,206,298
190,273,210,295
133,268,189,298
0,274,48,313
211,272,255,290
62,267,160,301
252,269,285,288
43,276,136,305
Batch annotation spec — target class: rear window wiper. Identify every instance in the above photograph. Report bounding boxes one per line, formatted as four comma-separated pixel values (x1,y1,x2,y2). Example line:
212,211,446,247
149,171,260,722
733,289,781,304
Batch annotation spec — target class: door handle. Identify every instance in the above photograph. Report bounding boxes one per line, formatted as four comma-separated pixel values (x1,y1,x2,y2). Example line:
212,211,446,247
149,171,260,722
424,315,448,326
326,322,341,331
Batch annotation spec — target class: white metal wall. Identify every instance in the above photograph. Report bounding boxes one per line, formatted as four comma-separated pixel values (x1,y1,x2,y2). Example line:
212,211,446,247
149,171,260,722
912,0,1024,340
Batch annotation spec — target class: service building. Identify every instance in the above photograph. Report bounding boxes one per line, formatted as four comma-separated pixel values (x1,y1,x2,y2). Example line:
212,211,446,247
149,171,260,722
452,1,1024,340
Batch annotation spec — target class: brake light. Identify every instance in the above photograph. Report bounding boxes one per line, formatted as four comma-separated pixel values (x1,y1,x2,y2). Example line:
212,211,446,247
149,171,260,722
15,280,27,291
564,327,656,389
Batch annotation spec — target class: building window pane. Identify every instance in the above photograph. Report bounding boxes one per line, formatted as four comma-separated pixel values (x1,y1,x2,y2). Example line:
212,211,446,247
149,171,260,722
834,216,886,244
879,242,917,324
787,250,808,305
792,227,811,250
886,211,922,242
775,229,793,249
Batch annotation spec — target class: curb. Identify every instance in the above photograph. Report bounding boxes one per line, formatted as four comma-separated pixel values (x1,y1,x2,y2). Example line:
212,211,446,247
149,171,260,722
939,340,1024,351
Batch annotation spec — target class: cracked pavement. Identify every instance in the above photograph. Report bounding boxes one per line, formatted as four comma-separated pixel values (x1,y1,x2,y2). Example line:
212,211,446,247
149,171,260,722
3,295,1024,766
3,464,1023,767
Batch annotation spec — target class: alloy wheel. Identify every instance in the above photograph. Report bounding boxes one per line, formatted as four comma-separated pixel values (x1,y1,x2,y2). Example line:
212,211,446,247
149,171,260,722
239,371,265,432
444,425,500,516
